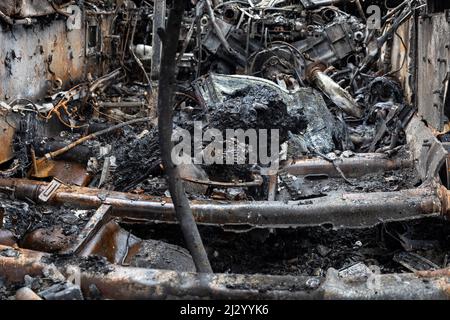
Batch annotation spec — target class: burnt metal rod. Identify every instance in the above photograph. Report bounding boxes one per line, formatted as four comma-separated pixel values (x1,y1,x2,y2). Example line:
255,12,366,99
0,245,321,299
151,0,166,80
284,154,412,178
98,101,145,108
0,10,13,25
129,13,152,93
1,245,449,300
307,63,362,118
205,0,232,54
157,2,212,273
0,179,443,229
89,69,121,93
41,117,152,160
354,0,366,22
300,0,345,9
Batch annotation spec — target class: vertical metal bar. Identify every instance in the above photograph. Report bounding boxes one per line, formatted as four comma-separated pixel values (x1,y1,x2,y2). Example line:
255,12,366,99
151,0,166,80
157,2,213,273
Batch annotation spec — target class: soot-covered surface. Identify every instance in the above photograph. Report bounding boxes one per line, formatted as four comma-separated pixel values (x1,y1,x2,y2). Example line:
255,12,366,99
0,194,95,240
124,218,450,276
207,86,305,140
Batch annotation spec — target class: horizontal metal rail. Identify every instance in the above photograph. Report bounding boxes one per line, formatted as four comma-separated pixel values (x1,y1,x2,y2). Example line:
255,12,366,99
0,178,442,229
0,245,448,300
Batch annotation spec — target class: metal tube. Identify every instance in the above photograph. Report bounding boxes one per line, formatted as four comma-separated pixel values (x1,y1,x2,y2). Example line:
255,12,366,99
0,179,442,229
42,117,152,160
1,245,449,300
300,0,345,9
308,65,363,118
284,154,412,178
151,0,166,80
15,287,43,300
98,101,145,108
157,2,212,273
205,0,233,54
0,10,13,25
354,0,366,21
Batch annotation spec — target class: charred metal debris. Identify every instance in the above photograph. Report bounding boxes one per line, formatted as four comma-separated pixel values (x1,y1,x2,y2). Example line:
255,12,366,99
0,0,450,300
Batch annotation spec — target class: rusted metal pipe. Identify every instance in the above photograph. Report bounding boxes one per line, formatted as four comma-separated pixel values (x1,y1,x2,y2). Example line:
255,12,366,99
353,0,366,21
40,117,152,161
0,245,321,299
1,245,449,300
307,62,362,118
0,179,442,229
284,154,412,178
182,173,263,187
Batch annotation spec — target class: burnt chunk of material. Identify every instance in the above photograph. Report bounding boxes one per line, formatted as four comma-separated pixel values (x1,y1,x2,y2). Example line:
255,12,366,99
108,127,161,192
128,240,196,272
207,86,306,141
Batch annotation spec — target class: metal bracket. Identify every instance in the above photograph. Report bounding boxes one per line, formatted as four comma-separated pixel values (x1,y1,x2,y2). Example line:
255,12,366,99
38,178,63,202
62,204,112,255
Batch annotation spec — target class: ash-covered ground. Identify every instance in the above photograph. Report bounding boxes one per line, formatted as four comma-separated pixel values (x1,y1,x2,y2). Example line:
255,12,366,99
124,218,450,276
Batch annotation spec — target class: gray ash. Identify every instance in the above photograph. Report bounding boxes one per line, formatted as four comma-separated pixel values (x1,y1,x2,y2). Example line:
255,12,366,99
207,86,306,141
102,126,161,192
1,194,94,240
124,218,450,276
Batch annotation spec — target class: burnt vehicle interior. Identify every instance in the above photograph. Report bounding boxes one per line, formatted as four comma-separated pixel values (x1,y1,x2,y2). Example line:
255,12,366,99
0,0,449,300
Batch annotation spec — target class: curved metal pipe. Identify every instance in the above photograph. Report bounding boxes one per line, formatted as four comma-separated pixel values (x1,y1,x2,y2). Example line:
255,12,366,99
0,179,442,229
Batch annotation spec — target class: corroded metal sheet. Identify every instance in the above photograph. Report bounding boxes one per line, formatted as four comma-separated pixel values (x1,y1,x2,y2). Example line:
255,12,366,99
417,13,450,131
405,115,448,181
0,1,71,18
0,17,85,101
0,7,112,102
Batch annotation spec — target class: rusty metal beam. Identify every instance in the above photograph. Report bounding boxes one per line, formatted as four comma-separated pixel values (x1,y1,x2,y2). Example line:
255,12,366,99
151,0,166,80
283,153,412,178
0,245,449,300
0,179,443,229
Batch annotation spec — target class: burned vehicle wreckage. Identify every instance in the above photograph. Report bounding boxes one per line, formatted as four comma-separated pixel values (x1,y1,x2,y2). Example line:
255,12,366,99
0,0,450,301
